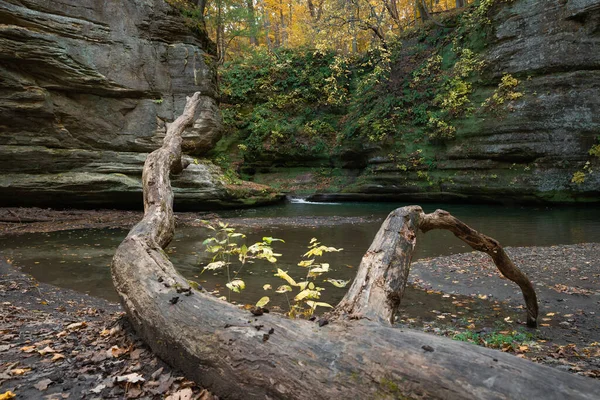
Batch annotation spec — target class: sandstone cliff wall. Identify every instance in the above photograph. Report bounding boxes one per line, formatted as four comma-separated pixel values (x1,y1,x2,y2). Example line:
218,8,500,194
246,0,600,204
0,0,260,209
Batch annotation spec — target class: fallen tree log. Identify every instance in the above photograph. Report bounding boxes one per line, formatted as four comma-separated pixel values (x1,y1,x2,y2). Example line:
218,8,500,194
111,92,600,399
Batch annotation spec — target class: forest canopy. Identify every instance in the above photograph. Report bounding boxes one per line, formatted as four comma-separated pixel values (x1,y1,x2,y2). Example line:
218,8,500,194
168,0,472,62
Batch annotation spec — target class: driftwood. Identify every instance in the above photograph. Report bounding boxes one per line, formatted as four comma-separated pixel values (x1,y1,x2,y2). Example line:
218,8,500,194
331,208,538,327
419,210,538,327
111,92,600,399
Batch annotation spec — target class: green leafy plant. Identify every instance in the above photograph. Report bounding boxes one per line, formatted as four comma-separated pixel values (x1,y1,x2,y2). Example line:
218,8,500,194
201,221,283,300
482,73,523,111
572,170,587,185
201,225,349,317
453,328,535,350
273,238,347,318
427,115,457,140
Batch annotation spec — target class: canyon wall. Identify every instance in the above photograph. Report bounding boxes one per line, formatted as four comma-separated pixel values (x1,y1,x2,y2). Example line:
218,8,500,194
0,0,278,209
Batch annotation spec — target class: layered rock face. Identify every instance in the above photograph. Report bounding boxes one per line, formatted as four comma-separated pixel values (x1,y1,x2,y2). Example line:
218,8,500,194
246,0,600,205
337,0,600,204
0,0,272,209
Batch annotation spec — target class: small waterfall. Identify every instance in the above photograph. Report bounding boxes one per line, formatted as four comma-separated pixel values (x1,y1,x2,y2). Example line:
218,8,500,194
286,196,341,205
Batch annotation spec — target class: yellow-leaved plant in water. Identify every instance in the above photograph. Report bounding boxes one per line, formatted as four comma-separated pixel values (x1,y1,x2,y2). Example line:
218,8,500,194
273,238,348,318
200,224,349,318
201,221,283,301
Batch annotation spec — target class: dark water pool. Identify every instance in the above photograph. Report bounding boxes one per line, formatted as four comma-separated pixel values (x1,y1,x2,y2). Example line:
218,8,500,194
1,202,599,310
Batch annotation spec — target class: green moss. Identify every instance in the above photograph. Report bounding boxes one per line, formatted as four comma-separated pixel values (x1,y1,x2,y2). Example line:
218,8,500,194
375,377,415,400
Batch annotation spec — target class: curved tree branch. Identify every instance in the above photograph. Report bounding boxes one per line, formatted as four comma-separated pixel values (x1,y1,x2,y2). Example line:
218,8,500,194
419,209,539,327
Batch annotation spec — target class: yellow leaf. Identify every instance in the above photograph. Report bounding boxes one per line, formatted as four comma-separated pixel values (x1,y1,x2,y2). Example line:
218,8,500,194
204,261,226,271
306,301,333,309
294,289,320,302
226,279,245,293
38,346,55,355
21,345,36,353
307,266,329,277
546,312,555,316
275,285,292,293
274,269,297,287
10,368,31,376
51,353,65,362
326,278,350,288
66,322,86,330
0,391,16,400
298,259,314,267
109,345,127,358
262,284,272,290
255,296,270,308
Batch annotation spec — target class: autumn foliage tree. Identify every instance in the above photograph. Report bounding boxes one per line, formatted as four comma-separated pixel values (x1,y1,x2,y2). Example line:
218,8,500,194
172,0,471,62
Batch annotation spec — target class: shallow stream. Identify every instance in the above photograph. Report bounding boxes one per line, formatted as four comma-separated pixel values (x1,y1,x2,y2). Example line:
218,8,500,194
1,201,599,312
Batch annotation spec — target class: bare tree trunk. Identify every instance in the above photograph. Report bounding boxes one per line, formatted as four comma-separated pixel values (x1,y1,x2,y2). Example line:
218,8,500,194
247,0,258,46
216,0,225,63
111,94,599,399
279,0,286,46
263,2,272,50
416,0,428,22
196,0,207,17
416,0,448,27
383,0,400,28
307,0,315,19
332,208,538,327
456,0,466,8
332,207,420,324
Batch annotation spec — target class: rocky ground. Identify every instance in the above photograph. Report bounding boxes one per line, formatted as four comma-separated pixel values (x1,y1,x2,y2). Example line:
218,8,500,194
405,243,600,379
0,261,216,400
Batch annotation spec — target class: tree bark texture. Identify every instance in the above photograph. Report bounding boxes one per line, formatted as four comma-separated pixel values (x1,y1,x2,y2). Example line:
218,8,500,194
112,92,599,400
332,206,421,324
